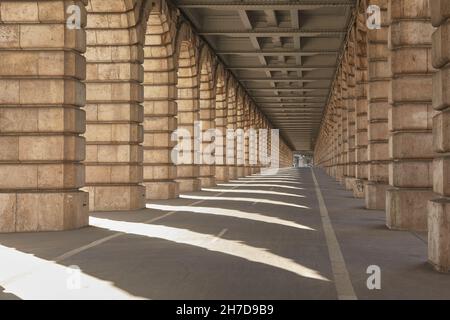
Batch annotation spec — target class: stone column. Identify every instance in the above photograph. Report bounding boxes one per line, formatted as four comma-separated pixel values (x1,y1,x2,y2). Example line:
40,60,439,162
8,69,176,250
333,100,339,178
386,0,435,231
428,0,450,272
142,10,178,200
336,78,345,182
85,2,145,211
0,0,88,232
214,75,228,182
254,112,263,174
249,106,258,174
226,84,237,180
341,65,350,187
235,94,245,177
262,117,270,171
330,95,337,177
243,100,251,176
354,14,369,198
366,0,390,210
262,116,269,171
346,33,358,192
198,62,216,187
176,43,201,192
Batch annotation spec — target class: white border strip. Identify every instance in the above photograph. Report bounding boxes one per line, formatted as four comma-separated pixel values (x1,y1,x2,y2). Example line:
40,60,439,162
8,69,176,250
311,168,357,300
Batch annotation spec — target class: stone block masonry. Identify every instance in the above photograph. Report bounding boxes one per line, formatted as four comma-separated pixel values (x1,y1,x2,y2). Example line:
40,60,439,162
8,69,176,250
0,0,88,231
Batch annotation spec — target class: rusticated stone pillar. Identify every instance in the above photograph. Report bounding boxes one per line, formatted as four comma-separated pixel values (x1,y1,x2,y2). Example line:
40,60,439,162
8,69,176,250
330,99,339,178
344,36,358,192
236,95,245,177
333,100,339,178
85,1,145,211
354,13,369,198
214,73,228,182
254,112,263,174
176,42,200,192
143,8,178,200
198,59,216,187
336,79,345,182
259,118,271,172
366,0,390,210
249,105,258,174
0,0,88,231
386,0,435,231
267,121,272,171
428,0,450,272
341,65,350,187
226,83,237,179
243,101,251,176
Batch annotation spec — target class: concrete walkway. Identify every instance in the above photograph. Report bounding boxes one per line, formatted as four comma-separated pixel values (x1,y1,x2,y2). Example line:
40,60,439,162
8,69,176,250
1,168,449,300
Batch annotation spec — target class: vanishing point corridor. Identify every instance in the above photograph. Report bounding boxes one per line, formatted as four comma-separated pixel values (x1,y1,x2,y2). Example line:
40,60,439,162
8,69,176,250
1,0,450,301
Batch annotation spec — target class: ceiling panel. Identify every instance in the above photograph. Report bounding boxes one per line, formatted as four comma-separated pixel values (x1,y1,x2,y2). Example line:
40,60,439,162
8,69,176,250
174,0,356,151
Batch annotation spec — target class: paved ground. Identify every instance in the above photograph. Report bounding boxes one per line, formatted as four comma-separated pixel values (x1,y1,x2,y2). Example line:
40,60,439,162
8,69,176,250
1,168,449,300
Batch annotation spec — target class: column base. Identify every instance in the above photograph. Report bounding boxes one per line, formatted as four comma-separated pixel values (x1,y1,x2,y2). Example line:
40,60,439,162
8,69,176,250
215,165,229,183
428,198,450,273
344,177,357,191
0,191,89,233
228,166,237,180
386,187,435,232
365,182,389,210
251,167,261,174
144,181,178,200
236,166,245,178
86,185,145,212
352,179,366,198
176,178,201,193
244,166,252,176
198,177,216,188
199,166,215,187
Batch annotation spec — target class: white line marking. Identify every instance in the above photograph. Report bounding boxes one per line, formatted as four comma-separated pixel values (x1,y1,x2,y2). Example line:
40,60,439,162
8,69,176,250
53,211,177,262
311,168,357,300
211,228,228,243
52,182,252,262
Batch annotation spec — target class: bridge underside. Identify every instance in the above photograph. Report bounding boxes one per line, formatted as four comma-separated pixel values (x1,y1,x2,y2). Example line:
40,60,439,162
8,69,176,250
0,0,450,300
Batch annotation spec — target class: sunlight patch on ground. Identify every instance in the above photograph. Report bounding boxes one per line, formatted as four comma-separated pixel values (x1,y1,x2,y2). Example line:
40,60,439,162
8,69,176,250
179,195,310,209
90,217,328,282
0,245,144,300
146,203,315,231
217,183,303,190
201,188,305,198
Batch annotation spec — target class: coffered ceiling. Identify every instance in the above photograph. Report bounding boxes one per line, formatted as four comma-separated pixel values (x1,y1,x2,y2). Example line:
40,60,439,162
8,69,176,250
173,0,356,151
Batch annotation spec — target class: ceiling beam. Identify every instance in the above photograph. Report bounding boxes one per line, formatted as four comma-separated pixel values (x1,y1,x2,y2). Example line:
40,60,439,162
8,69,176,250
175,1,355,10
291,9,302,78
237,10,275,85
198,29,347,36
216,50,338,55
247,87,330,90
265,10,278,27
253,94,328,97
237,10,253,29
240,77,330,81
227,66,334,70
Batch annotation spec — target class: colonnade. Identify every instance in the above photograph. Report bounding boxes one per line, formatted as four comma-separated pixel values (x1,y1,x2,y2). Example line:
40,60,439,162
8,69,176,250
314,0,450,272
0,0,293,232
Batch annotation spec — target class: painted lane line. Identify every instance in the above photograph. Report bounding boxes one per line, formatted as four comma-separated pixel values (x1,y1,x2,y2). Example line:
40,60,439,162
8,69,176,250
53,211,178,262
211,228,228,243
311,168,357,300
51,181,255,263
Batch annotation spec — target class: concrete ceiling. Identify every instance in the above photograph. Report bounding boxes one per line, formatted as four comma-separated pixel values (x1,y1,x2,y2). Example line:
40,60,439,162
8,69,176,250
173,0,356,151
